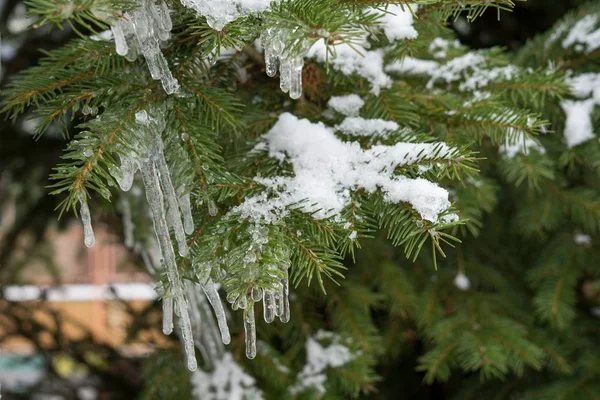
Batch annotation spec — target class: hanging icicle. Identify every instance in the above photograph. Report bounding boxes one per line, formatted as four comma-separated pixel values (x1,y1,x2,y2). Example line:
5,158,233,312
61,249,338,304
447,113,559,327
79,194,95,248
244,306,257,359
109,0,179,94
162,294,174,335
260,28,310,99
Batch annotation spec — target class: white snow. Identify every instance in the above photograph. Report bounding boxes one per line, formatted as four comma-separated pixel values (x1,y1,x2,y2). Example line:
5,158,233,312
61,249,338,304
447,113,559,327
234,113,453,223
500,133,545,158
328,95,365,117
308,39,392,95
372,5,418,42
561,100,596,148
290,332,354,396
560,73,600,148
335,117,399,138
562,13,600,53
385,56,439,75
453,272,470,291
191,353,263,400
428,37,461,59
180,0,271,31
574,233,592,246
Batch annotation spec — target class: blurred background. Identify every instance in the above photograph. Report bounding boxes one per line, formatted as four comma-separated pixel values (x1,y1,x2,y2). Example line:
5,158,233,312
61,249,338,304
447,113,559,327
0,0,589,399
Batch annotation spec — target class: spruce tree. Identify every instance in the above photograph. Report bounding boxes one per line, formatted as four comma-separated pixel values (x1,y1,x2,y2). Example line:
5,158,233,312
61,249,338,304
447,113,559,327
1,0,600,398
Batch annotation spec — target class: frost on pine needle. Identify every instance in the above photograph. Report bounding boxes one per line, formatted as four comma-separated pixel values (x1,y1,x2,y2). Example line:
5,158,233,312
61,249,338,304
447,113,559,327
328,95,365,117
179,0,271,31
290,331,354,396
79,194,95,248
106,0,179,94
191,353,263,400
233,113,453,224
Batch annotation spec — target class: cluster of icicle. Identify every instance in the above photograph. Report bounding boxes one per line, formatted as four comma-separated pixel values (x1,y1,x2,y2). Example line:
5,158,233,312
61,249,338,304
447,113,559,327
261,27,308,99
221,224,291,359
109,0,180,94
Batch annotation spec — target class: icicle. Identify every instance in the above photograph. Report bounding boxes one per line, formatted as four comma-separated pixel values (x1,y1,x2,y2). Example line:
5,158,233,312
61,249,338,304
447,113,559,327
156,153,189,256
110,153,137,192
208,198,218,216
79,195,95,248
265,47,278,77
251,287,263,301
163,295,174,335
112,21,129,56
263,290,276,323
279,59,292,93
140,160,197,370
244,306,257,359
273,286,282,317
156,1,172,31
127,0,179,94
120,197,135,248
279,269,290,323
176,294,198,371
178,187,194,235
202,279,231,345
289,57,303,100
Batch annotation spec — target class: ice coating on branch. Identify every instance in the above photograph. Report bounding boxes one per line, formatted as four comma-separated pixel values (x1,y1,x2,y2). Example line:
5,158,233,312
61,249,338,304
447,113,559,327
244,306,257,359
561,73,600,148
290,331,354,396
233,113,453,223
179,0,271,31
328,95,365,117
163,294,174,334
79,195,95,248
336,117,399,138
261,28,307,99
109,0,179,94
562,13,600,53
190,353,263,400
